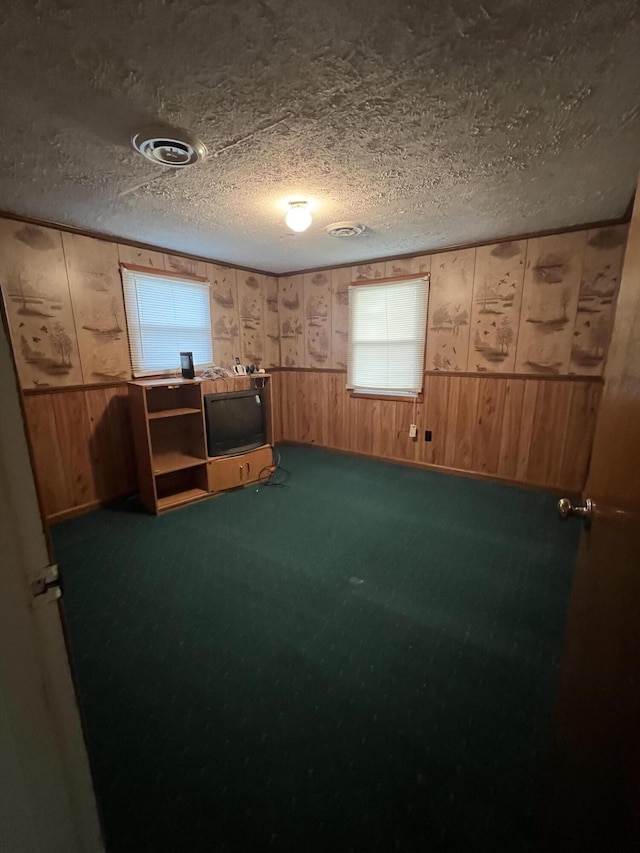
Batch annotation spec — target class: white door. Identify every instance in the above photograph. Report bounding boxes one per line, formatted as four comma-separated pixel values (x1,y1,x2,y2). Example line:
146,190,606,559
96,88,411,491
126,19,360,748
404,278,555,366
0,314,104,852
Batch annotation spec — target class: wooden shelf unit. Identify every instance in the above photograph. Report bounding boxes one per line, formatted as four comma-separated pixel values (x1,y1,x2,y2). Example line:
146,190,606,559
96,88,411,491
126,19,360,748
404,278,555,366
128,375,274,513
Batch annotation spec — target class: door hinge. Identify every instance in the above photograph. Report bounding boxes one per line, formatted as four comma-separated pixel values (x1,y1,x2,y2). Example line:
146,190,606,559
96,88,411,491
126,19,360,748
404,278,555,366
30,564,62,607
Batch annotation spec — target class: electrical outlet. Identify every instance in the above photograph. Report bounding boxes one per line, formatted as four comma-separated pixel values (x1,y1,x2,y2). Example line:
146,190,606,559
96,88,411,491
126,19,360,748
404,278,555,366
409,423,417,438
425,430,432,442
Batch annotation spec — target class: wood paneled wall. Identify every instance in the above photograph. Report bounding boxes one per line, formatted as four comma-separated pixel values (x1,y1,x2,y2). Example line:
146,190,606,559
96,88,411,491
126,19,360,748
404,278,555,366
276,370,602,493
6,212,625,520
0,215,281,520
0,216,280,392
23,385,136,520
279,225,628,378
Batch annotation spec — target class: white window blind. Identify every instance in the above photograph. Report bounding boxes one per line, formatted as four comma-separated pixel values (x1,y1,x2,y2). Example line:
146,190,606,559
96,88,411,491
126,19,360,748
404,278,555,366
347,277,429,395
121,267,212,377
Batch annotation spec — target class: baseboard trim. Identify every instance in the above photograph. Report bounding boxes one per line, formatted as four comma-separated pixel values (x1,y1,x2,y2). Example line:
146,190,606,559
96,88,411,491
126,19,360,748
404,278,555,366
47,492,136,524
46,445,577,523
277,440,578,497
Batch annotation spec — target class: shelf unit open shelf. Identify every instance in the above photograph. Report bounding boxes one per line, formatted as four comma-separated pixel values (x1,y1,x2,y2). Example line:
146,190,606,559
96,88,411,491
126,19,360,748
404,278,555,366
152,454,206,475
156,488,210,511
148,407,202,420
145,382,202,414
155,462,209,510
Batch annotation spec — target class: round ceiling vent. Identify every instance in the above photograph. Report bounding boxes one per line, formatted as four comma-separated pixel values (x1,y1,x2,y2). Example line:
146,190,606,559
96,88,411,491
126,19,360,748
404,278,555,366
132,127,207,168
325,221,366,238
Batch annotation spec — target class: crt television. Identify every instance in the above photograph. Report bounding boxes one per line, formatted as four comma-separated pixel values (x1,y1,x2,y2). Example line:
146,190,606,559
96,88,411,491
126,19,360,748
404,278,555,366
204,389,265,457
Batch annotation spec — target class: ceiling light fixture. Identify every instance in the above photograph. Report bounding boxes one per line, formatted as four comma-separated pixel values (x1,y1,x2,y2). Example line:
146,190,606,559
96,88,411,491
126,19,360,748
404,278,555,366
285,200,312,233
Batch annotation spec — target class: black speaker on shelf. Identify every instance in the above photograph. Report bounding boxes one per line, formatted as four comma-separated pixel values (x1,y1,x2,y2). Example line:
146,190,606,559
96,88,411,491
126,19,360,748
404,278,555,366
180,351,195,379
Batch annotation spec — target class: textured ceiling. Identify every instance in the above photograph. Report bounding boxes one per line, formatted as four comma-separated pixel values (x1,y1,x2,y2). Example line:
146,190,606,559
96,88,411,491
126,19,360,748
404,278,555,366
0,0,639,274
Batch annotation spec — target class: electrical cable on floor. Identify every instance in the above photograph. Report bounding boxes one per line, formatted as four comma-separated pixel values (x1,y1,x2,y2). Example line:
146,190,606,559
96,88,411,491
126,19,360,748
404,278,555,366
256,448,290,488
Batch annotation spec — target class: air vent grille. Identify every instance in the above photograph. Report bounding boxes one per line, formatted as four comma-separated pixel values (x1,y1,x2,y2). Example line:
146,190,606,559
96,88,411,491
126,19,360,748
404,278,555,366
325,221,366,238
132,128,207,168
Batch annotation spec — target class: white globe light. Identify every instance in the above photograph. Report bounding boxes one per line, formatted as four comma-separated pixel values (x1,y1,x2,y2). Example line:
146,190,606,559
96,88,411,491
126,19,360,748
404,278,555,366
285,202,312,232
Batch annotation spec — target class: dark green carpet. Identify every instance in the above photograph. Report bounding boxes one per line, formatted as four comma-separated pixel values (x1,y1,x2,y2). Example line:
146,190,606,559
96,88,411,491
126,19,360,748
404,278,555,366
52,446,579,853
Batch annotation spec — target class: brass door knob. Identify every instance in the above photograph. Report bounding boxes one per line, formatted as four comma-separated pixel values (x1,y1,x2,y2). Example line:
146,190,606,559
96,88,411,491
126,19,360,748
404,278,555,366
558,497,593,525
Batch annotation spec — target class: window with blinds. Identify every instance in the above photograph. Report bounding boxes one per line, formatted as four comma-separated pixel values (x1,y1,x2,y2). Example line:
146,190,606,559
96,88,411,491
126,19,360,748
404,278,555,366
347,277,429,396
121,267,212,377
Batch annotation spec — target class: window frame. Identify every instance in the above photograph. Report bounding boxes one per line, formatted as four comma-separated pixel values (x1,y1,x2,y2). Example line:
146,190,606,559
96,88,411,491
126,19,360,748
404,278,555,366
120,263,213,378
347,273,430,399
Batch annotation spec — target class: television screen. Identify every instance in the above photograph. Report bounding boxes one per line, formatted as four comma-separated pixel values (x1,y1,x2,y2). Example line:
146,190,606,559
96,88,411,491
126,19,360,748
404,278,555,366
204,389,265,456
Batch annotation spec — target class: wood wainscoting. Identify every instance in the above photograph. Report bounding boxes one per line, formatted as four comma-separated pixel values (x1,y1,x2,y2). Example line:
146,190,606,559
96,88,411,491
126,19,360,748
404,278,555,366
22,384,137,521
21,370,598,519
23,373,285,522
275,370,603,493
